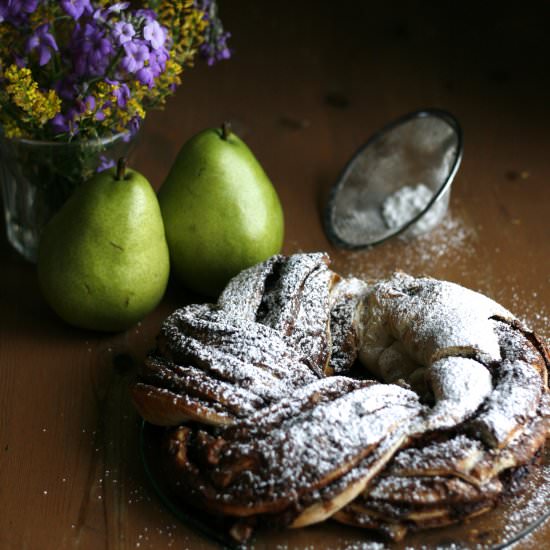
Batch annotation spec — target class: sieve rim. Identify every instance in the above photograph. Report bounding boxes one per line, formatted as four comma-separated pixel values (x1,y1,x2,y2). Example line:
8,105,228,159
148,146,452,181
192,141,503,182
324,108,464,249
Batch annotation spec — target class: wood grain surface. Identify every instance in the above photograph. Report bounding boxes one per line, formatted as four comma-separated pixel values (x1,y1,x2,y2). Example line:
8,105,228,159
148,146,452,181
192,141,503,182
1,1,549,548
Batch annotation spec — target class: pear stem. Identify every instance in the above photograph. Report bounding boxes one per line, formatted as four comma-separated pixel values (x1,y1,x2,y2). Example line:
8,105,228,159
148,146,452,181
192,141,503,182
221,121,231,140
116,157,127,181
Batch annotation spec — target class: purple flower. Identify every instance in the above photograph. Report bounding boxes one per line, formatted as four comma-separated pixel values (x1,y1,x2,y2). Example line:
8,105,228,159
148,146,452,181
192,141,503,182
106,79,130,107
133,44,169,87
96,155,115,172
136,66,155,87
106,2,129,14
112,21,135,45
0,0,39,25
75,22,99,52
14,53,27,67
126,115,141,139
151,47,168,72
200,30,231,66
143,20,166,50
0,1,12,23
121,40,149,73
26,23,58,66
91,2,128,25
195,0,231,65
89,35,112,67
50,109,79,136
134,8,156,20
50,113,66,133
71,22,113,76
60,0,92,20
76,94,95,114
54,77,78,101
1,0,228,142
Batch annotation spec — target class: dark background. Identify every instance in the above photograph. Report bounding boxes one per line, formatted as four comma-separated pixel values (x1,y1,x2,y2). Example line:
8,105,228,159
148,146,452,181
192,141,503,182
133,0,550,255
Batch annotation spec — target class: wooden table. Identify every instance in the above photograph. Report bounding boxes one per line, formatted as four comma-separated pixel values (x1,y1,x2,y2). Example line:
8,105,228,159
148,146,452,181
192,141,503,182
1,2,549,548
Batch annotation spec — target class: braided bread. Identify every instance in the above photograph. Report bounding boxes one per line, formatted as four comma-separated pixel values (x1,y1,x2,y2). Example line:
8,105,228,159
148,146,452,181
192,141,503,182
132,253,549,543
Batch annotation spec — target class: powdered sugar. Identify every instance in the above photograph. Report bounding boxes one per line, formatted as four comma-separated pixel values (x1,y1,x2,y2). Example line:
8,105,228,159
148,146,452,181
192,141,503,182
367,474,501,504
390,435,484,477
381,183,448,236
359,272,514,370
470,359,543,447
504,455,550,548
207,379,424,504
426,356,493,429
283,263,333,375
333,206,548,342
218,254,283,320
334,210,477,281
258,253,329,334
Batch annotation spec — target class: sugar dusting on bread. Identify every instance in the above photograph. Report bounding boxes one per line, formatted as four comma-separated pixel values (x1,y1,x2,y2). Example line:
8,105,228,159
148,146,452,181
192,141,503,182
132,252,549,544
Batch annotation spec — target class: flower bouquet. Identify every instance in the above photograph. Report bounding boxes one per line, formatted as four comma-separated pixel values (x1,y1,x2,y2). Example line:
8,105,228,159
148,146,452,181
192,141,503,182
0,0,230,260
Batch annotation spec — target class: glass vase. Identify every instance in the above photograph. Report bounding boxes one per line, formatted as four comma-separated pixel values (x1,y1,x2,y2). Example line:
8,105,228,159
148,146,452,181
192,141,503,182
0,131,138,262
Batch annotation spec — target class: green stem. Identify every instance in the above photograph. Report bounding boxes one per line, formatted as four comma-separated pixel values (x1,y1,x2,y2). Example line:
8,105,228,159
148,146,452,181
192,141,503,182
52,15,73,23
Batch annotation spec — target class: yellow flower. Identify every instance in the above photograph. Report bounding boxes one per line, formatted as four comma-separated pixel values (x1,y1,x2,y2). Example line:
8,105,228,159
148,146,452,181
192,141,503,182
4,64,61,126
95,81,112,103
148,0,208,65
1,119,25,139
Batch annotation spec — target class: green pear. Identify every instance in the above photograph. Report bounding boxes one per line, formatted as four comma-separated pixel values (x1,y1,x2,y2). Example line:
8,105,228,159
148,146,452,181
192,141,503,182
38,160,170,331
159,123,284,296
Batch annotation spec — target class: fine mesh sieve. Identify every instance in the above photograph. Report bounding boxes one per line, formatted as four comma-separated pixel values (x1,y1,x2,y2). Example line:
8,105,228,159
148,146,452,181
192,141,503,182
324,109,463,249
